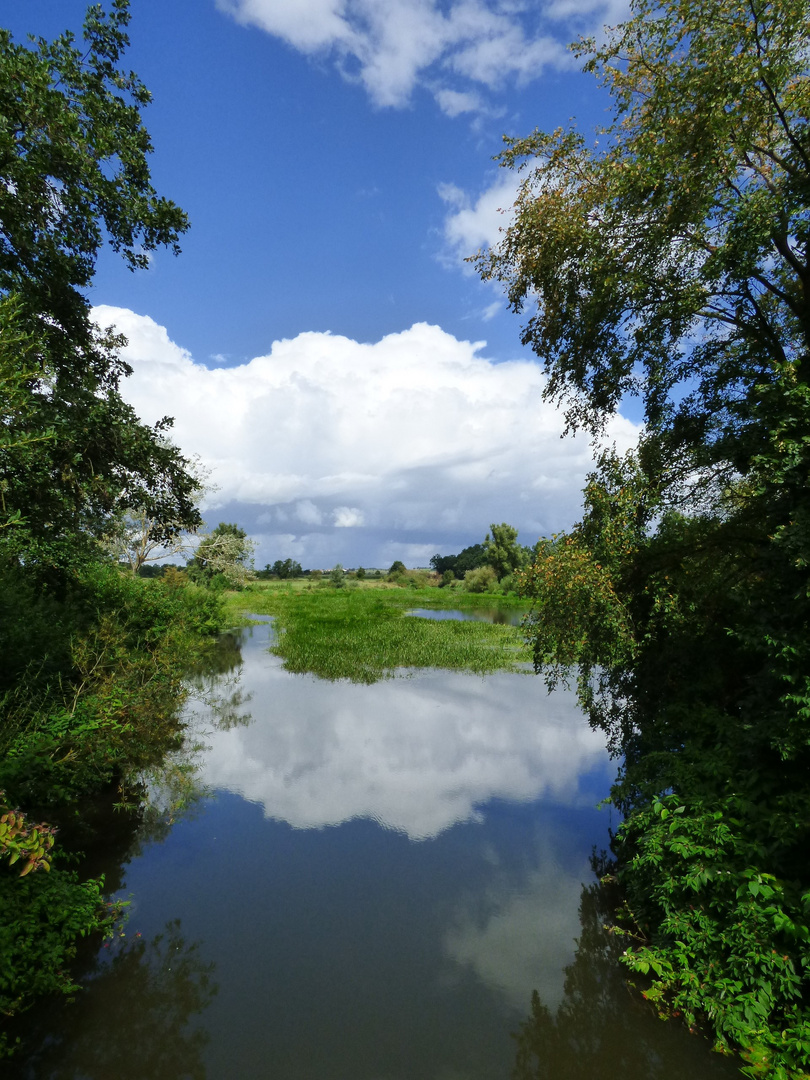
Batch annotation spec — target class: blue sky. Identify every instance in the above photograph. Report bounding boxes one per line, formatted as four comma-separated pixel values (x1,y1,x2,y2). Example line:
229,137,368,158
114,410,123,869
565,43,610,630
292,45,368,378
6,0,637,569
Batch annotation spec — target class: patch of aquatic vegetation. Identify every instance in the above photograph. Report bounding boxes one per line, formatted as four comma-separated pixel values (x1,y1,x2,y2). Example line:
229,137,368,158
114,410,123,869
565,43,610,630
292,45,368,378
225,584,532,682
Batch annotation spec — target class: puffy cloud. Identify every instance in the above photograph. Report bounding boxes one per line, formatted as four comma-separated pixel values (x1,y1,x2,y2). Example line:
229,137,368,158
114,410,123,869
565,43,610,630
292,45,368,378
333,506,364,527
216,0,626,114
95,305,639,568
432,87,487,118
438,171,521,266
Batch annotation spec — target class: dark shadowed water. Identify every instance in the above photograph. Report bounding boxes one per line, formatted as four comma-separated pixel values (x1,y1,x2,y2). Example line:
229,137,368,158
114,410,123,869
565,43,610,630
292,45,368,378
9,620,742,1079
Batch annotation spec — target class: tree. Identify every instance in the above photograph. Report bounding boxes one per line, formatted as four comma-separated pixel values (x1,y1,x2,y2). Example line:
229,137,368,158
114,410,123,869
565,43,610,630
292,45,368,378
0,2,196,574
430,544,487,578
454,543,487,574
478,0,810,511
480,0,810,1071
462,565,497,593
270,558,302,579
0,1,187,354
429,553,456,575
388,560,406,575
483,522,529,581
104,458,211,575
187,523,255,589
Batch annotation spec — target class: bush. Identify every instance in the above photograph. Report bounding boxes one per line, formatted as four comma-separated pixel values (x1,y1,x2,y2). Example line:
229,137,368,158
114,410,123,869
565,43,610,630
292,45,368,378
463,566,498,593
0,564,224,810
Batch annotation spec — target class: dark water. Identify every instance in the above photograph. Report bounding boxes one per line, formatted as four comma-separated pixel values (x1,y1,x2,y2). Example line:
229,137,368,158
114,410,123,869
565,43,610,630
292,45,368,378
10,621,742,1079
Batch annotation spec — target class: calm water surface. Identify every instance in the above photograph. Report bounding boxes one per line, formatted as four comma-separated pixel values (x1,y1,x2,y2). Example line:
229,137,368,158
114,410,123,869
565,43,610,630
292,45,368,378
11,620,742,1079
406,606,525,626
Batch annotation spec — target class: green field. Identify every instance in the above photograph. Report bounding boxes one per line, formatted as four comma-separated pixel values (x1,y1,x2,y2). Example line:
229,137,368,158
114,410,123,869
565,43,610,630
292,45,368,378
224,581,532,682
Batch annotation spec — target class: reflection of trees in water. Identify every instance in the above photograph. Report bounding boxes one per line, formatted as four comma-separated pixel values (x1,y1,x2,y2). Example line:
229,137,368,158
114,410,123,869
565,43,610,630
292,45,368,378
130,629,253,840
184,629,253,732
511,858,741,1080
10,920,217,1080
186,630,245,680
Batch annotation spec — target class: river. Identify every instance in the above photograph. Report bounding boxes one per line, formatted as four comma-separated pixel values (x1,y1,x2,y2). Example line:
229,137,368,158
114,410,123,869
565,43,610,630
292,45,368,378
9,618,742,1079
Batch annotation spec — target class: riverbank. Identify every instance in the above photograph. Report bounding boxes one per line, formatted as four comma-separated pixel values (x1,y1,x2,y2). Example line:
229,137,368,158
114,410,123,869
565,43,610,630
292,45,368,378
0,564,226,1052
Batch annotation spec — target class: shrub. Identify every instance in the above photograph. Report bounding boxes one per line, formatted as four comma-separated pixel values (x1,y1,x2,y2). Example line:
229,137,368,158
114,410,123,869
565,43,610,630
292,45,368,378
463,566,498,593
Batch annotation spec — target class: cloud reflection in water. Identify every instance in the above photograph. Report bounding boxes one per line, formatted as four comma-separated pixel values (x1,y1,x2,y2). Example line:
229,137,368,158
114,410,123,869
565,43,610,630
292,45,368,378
191,623,610,840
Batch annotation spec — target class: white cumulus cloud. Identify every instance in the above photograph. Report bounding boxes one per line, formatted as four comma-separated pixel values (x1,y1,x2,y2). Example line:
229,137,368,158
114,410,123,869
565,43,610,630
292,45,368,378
216,0,628,114
94,305,639,568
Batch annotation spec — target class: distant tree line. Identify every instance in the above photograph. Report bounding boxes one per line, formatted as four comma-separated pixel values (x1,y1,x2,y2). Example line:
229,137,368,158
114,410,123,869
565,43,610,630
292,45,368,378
256,558,303,580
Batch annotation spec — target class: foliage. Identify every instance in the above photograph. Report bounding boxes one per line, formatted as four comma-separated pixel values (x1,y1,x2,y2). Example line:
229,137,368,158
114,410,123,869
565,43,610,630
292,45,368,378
0,0,226,1046
0,796,54,879
388,560,407,575
0,561,223,1039
0,0,187,323
387,566,432,588
483,522,531,581
0,3,198,575
103,457,209,575
478,0,810,461
510,856,739,1080
263,558,302,579
614,795,810,1078
0,859,114,1032
481,0,810,1072
187,523,255,590
0,564,224,811
462,565,498,593
329,563,346,587
430,544,487,578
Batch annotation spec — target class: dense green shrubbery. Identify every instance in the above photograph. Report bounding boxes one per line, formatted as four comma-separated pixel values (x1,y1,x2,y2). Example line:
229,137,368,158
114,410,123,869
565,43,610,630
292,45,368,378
0,564,223,810
0,563,224,1037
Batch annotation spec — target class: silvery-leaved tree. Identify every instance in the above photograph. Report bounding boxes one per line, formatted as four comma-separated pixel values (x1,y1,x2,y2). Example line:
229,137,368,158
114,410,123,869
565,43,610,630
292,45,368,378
187,523,256,589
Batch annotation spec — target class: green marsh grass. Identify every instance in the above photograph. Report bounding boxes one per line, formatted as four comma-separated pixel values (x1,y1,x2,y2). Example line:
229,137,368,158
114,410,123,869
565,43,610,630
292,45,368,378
224,582,532,682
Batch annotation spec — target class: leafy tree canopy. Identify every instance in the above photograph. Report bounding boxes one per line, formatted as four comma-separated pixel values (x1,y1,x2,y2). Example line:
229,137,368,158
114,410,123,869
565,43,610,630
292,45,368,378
187,523,254,589
481,0,810,1072
0,1,197,575
479,0,810,522
430,543,487,577
270,558,302,579
483,522,530,580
